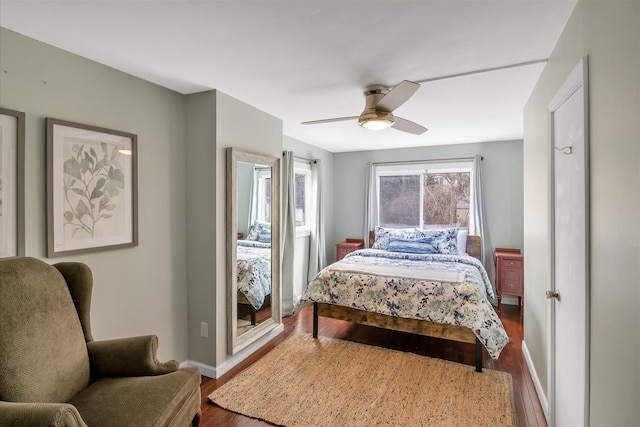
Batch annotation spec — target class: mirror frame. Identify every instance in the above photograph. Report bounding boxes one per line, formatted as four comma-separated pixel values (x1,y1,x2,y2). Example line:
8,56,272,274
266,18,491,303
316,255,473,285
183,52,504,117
226,147,281,355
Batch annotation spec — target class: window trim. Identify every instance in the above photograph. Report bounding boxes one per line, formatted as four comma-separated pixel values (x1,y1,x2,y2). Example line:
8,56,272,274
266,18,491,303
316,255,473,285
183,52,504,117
374,160,475,230
294,161,312,236
256,167,271,223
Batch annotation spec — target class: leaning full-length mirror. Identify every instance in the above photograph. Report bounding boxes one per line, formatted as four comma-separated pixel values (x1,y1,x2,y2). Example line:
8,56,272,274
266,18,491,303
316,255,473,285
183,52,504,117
227,147,281,355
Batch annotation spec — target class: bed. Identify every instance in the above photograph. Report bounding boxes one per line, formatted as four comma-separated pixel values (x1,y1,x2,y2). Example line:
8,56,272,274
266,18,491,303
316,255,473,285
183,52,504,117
236,239,271,324
299,227,509,372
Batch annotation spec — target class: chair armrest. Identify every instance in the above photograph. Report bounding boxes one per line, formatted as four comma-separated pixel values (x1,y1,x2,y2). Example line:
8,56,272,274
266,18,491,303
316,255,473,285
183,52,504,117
87,335,179,378
0,401,87,427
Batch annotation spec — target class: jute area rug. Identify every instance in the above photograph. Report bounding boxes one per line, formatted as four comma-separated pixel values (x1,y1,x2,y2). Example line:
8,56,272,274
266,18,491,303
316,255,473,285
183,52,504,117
208,333,517,427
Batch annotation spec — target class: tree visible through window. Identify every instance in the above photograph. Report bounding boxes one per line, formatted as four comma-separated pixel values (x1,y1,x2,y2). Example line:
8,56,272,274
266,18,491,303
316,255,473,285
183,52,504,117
377,162,472,229
257,169,271,223
378,175,420,228
295,172,306,226
423,172,470,227
294,162,311,230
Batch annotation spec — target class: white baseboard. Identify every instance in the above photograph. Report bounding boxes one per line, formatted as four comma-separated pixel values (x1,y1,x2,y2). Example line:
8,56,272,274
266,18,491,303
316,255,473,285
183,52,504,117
522,340,549,422
181,323,285,379
181,359,217,378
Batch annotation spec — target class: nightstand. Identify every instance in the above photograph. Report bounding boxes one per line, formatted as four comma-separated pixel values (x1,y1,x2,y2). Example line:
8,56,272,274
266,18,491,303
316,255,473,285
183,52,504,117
336,239,364,261
495,248,524,308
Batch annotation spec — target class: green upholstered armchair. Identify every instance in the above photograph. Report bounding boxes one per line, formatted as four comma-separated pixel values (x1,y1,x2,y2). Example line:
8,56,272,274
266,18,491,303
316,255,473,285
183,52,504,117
0,257,202,427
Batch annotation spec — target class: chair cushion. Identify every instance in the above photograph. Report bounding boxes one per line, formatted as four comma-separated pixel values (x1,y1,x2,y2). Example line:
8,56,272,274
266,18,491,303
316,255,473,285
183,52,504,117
68,367,201,427
0,258,90,403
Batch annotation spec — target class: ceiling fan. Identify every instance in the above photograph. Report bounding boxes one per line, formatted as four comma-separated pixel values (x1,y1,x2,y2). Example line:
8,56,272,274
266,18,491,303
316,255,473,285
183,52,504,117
301,80,427,135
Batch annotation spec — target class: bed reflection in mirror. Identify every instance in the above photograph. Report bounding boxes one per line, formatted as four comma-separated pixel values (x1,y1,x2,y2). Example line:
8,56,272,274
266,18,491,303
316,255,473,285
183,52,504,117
236,161,272,336
227,148,281,355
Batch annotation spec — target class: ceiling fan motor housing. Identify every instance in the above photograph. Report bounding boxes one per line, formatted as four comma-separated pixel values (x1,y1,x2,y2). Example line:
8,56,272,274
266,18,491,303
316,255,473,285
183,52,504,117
359,86,395,127
362,86,391,111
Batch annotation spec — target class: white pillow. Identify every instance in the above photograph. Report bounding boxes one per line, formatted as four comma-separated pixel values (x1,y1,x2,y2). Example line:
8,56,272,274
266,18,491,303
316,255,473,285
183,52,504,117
457,229,469,255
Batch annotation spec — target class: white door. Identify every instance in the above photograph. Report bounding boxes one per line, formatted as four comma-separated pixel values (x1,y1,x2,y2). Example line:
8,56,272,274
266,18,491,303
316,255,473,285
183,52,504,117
548,56,590,427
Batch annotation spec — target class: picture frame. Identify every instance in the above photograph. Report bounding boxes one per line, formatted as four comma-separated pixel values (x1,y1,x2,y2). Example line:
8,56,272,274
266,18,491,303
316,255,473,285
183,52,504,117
0,108,25,259
47,118,138,257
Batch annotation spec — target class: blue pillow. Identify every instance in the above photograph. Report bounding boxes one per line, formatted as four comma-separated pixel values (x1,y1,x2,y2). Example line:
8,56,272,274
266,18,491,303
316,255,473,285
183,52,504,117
387,237,437,254
246,220,271,241
372,226,420,250
373,226,459,254
257,229,271,243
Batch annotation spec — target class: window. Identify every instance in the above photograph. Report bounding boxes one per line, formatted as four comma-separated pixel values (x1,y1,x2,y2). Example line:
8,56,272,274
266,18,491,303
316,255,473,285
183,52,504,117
423,171,471,227
294,161,311,235
376,161,474,230
378,174,421,228
256,167,271,223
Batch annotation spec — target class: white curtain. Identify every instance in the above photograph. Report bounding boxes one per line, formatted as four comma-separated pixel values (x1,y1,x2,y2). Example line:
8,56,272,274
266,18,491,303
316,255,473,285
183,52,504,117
363,162,376,247
472,155,496,301
281,151,296,315
307,159,326,282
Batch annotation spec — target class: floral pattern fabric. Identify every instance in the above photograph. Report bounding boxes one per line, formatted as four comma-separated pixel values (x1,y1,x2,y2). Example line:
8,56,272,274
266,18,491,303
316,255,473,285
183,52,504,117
237,240,271,309
372,226,459,254
299,249,508,359
246,220,271,241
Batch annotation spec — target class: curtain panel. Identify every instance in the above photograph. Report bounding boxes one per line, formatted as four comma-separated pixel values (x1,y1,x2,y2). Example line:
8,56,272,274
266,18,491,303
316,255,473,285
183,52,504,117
307,159,326,282
472,154,496,300
281,151,296,315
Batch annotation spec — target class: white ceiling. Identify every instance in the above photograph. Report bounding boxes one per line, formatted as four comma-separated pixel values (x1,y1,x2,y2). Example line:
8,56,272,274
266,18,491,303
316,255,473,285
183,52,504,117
0,0,577,153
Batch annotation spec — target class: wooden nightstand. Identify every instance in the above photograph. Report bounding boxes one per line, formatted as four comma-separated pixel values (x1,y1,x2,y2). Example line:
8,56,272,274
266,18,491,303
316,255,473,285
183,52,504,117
336,239,364,261
495,248,524,308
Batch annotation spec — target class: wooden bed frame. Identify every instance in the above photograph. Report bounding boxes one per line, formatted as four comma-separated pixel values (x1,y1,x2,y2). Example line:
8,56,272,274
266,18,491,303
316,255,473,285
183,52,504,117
312,233,485,372
238,292,272,326
238,292,258,325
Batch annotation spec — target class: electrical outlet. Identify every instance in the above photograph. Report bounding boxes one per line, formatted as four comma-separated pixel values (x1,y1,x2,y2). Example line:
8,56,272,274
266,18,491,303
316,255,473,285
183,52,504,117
200,322,208,338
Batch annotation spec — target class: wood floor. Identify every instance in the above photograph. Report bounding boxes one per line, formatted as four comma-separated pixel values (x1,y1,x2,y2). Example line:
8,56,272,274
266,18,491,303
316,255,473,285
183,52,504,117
198,304,547,427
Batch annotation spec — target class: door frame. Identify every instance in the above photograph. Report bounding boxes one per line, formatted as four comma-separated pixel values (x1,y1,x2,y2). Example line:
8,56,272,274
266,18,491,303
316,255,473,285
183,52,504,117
547,55,590,427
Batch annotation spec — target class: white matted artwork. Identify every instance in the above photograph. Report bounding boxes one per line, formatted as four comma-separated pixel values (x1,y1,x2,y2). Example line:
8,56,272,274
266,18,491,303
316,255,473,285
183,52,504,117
0,108,25,259
47,118,138,257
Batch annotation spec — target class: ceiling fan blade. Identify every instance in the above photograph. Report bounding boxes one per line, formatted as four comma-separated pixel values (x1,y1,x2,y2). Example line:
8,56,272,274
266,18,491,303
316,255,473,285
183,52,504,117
375,80,420,112
392,117,428,135
301,116,359,125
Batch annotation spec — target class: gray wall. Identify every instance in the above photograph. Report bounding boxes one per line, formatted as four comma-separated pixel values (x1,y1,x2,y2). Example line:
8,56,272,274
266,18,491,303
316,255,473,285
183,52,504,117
333,140,524,263
185,90,283,371
0,29,287,374
185,91,217,367
213,91,283,367
522,1,640,424
0,28,189,362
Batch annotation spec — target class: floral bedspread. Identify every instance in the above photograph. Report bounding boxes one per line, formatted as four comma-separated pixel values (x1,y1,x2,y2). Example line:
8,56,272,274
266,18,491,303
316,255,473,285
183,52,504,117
298,249,508,359
237,240,271,310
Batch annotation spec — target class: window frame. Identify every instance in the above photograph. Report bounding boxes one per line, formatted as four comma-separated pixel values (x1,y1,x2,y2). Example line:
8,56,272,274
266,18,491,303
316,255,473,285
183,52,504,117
374,160,475,231
294,161,312,237
256,167,272,224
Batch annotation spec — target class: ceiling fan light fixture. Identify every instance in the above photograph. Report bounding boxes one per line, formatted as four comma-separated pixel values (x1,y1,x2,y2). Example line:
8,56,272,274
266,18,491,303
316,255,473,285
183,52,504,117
359,111,394,131
302,80,425,134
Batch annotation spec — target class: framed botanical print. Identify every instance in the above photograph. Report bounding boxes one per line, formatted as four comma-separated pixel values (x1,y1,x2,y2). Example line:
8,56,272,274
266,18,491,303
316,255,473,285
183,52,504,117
0,108,25,259
46,118,138,257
